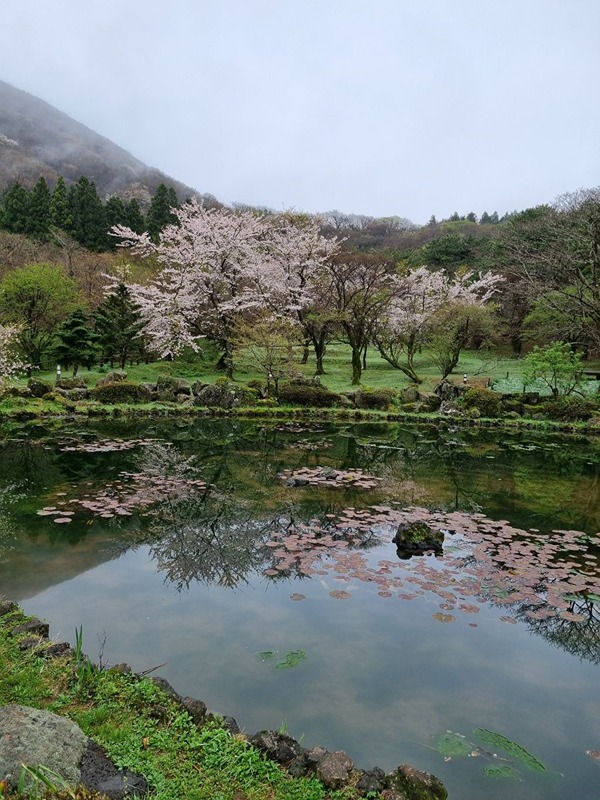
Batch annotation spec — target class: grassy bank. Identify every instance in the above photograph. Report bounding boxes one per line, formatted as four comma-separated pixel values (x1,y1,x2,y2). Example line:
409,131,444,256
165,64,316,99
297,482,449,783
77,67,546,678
0,604,370,800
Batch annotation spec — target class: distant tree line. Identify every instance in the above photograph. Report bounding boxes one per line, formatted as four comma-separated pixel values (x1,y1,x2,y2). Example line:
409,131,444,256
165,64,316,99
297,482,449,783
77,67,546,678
0,176,183,251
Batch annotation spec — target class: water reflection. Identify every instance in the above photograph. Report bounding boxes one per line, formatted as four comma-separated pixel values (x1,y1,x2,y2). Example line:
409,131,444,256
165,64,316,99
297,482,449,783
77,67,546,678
2,419,600,800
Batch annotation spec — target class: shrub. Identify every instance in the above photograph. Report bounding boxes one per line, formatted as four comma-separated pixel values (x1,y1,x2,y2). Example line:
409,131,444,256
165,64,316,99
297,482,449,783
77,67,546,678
89,381,142,404
460,387,502,417
355,388,397,410
277,383,340,407
541,395,596,421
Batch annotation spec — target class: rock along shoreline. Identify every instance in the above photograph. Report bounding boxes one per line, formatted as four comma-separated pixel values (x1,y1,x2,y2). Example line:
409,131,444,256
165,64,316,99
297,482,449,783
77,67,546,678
0,598,448,800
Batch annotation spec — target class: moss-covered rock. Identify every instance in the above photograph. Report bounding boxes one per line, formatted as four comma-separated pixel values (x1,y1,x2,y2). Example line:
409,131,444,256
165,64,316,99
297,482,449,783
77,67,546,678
389,764,447,800
89,381,142,404
27,378,53,398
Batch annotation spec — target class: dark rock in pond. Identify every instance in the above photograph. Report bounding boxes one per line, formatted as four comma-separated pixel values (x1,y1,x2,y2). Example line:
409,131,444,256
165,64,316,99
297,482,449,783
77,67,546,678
181,696,207,726
249,730,307,765
10,618,50,638
393,522,444,558
389,764,448,800
96,370,127,387
357,766,387,794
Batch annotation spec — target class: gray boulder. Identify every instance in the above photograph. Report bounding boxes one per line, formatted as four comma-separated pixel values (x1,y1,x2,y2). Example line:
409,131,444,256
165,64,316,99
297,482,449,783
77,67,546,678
0,705,149,799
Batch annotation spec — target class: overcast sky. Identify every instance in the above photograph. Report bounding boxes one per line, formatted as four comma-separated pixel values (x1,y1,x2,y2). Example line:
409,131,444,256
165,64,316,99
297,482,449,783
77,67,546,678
1,0,598,224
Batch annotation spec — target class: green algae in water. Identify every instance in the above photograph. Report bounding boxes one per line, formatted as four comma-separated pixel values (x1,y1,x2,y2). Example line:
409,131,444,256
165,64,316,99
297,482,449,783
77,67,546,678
274,650,307,670
259,651,276,661
474,728,546,773
435,731,472,758
483,764,518,779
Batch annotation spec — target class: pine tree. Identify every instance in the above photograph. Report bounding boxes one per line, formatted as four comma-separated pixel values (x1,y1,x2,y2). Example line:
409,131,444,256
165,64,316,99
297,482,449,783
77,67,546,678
69,176,108,251
124,199,145,233
50,176,73,231
104,196,127,249
0,183,30,234
94,283,145,369
147,183,178,241
53,308,98,376
26,177,52,239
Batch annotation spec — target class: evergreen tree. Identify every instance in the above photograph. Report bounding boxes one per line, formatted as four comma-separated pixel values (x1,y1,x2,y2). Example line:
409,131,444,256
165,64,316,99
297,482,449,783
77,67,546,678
466,211,478,223
479,211,491,225
94,283,145,369
104,195,127,249
104,195,127,229
147,183,178,241
26,177,51,239
124,198,145,233
0,183,30,234
53,308,98,376
69,176,108,251
49,176,73,231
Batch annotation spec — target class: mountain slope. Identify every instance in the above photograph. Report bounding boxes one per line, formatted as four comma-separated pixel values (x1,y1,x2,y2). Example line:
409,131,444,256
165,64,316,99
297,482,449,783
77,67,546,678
0,80,200,204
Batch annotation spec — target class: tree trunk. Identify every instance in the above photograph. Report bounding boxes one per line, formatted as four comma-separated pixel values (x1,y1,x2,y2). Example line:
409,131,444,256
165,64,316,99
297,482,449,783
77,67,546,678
351,346,362,385
301,339,310,365
312,335,327,375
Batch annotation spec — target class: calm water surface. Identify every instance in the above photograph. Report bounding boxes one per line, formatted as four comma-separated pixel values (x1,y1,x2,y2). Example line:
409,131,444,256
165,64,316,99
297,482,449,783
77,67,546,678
1,418,599,800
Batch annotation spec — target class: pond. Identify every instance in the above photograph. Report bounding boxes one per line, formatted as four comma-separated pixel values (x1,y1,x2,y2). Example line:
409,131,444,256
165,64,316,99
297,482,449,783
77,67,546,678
1,417,599,800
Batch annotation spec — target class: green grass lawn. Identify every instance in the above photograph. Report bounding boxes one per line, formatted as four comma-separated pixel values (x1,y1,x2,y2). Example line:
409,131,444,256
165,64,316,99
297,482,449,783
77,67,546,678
12,343,600,403
21,344,528,393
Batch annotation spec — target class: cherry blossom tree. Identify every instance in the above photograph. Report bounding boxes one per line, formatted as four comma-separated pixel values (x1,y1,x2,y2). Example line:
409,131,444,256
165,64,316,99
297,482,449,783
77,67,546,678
0,324,28,386
374,267,503,383
111,201,339,377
